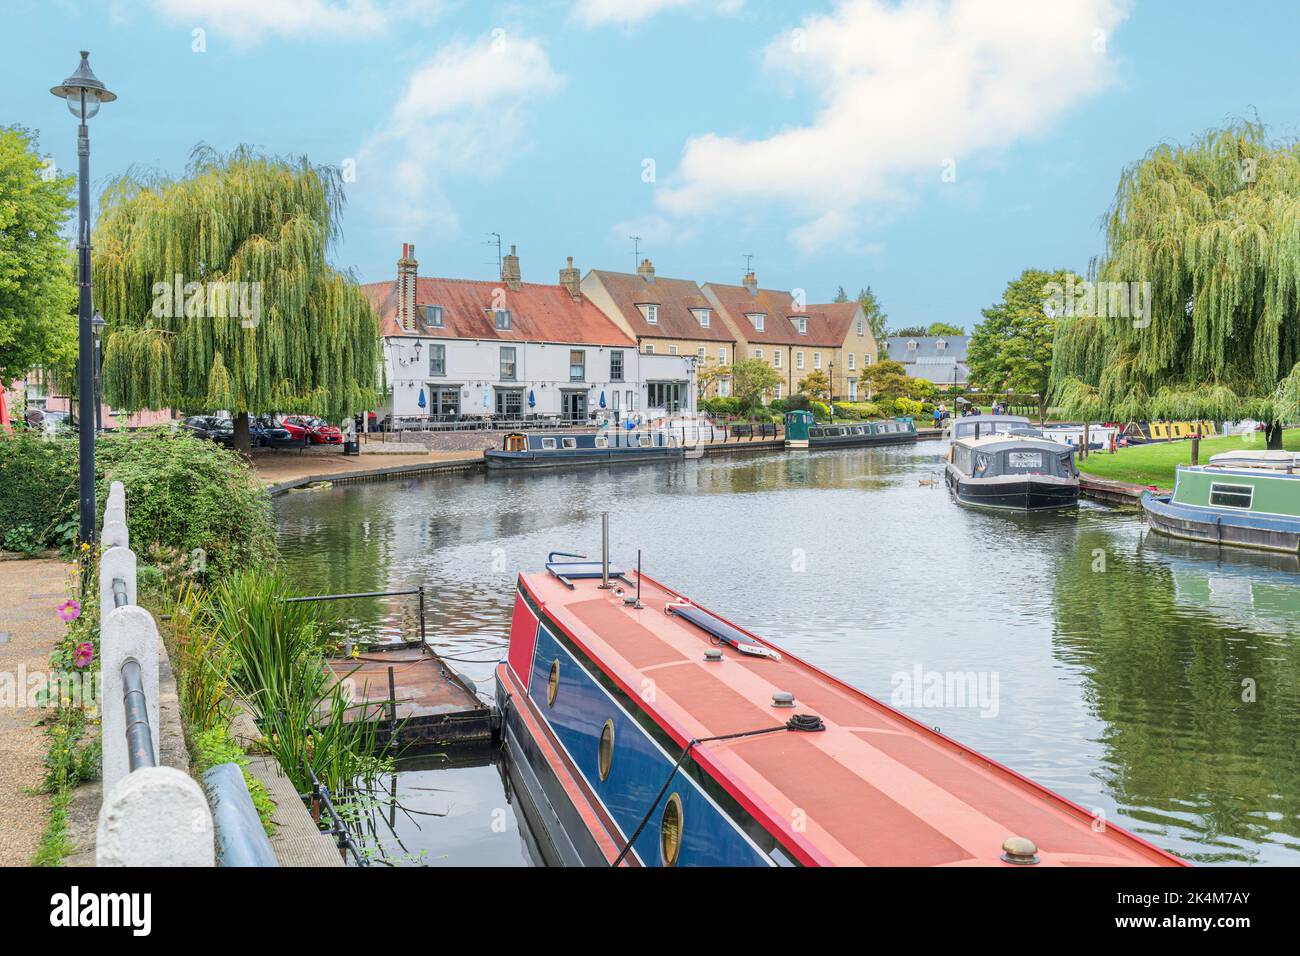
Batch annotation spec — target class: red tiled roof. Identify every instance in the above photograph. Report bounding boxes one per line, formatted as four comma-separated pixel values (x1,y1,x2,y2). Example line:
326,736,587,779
704,283,852,347
361,277,634,347
586,270,736,343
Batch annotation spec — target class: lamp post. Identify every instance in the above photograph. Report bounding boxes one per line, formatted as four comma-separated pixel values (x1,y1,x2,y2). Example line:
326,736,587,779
91,310,105,432
51,51,115,548
828,360,834,417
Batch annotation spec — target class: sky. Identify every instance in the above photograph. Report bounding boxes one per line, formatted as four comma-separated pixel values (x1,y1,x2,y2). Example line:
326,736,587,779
6,0,1300,331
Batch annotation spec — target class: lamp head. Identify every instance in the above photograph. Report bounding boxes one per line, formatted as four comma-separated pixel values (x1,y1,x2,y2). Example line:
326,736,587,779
51,51,116,121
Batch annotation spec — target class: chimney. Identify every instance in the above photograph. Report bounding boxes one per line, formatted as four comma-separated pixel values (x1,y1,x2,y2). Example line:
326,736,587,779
397,242,418,332
501,244,522,292
743,270,757,295
637,258,655,283
559,256,581,300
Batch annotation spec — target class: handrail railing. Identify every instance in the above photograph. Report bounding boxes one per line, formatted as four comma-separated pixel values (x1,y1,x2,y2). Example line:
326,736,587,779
121,657,157,773
302,760,369,866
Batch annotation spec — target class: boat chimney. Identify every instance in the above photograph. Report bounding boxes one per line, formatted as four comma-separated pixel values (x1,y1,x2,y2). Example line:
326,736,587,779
634,550,643,608
599,512,612,589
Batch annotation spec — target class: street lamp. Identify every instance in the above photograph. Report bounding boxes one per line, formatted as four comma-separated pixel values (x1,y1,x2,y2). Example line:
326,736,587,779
91,311,106,432
51,51,116,548
828,360,834,416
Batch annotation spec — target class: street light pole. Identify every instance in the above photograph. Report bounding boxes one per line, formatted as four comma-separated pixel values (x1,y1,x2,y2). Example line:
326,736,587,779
51,52,116,548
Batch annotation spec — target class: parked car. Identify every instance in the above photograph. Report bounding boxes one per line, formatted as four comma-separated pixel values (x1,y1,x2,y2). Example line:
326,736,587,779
281,415,343,445
250,416,299,448
181,415,234,446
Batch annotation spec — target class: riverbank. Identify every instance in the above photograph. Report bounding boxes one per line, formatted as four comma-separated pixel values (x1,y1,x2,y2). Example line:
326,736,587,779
1078,429,1300,486
0,557,72,865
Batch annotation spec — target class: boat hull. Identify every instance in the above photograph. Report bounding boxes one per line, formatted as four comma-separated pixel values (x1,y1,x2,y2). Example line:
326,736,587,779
485,447,684,470
808,433,917,450
1142,493,1300,554
946,465,1079,511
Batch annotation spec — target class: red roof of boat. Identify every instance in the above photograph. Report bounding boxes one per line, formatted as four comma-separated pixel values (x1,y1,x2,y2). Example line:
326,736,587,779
520,570,1184,867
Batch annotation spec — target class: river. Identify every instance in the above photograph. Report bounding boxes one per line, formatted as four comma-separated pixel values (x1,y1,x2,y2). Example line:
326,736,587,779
275,440,1300,866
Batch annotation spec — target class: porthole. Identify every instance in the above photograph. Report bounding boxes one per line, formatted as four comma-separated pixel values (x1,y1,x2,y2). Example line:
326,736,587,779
547,659,560,707
598,719,615,780
660,793,683,866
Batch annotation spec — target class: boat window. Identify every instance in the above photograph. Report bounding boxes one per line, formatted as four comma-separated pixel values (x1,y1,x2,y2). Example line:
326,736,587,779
547,660,560,706
661,793,683,866
1209,482,1254,509
854,426,864,435
541,438,557,450
1007,451,1043,471
639,434,653,447
562,437,577,449
595,436,608,448
598,719,615,781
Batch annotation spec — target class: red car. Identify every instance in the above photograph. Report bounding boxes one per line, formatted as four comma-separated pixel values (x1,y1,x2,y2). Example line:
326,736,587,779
280,416,343,445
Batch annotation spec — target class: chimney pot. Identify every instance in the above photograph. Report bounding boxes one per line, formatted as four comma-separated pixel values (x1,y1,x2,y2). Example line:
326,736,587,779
560,255,581,300
501,243,523,292
743,270,757,295
397,241,419,332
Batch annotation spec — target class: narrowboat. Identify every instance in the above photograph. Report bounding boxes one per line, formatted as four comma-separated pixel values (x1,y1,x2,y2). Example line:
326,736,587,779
784,411,917,450
944,414,1038,441
945,434,1080,511
485,430,683,470
1142,450,1300,554
1121,420,1217,444
1040,422,1119,452
495,545,1183,867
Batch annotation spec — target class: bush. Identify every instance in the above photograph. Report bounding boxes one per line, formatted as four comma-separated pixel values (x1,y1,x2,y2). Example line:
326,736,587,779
810,401,831,421
0,427,275,579
834,401,883,419
701,396,742,418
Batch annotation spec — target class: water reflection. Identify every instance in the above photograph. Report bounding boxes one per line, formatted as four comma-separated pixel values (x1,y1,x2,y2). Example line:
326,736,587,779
277,440,1300,866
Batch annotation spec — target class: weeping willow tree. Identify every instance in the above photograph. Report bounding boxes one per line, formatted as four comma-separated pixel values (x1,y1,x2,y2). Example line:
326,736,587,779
1050,120,1300,447
94,144,379,452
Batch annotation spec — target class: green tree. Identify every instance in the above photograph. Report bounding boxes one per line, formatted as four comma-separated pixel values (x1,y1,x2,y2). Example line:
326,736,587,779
833,285,849,303
95,145,380,453
0,127,76,386
1052,121,1300,447
859,358,928,403
723,357,782,413
889,325,928,337
797,369,829,401
857,287,888,343
927,322,964,336
969,268,1076,422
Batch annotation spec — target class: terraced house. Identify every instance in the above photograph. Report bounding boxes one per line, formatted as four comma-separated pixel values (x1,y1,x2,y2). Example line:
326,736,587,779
363,245,697,424
582,260,739,399
703,274,879,402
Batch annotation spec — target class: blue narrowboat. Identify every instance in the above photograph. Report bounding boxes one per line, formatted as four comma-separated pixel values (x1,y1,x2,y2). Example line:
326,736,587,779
484,430,684,470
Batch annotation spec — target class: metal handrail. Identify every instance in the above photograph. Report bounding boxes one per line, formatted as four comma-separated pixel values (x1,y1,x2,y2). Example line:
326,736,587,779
302,760,369,866
111,574,157,772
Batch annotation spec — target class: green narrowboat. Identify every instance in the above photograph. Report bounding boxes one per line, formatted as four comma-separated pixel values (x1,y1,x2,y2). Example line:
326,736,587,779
1142,450,1300,554
783,410,814,449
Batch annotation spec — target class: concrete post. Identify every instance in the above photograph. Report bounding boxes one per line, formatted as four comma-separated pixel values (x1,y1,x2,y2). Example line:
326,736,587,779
100,605,160,795
98,546,136,623
97,766,214,866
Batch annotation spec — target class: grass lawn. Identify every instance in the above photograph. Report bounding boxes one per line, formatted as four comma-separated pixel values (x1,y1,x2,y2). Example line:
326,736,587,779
1077,429,1300,487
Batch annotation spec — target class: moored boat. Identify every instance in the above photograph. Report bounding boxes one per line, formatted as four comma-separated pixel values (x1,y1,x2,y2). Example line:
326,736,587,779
945,433,1080,511
1122,420,1217,444
495,546,1183,867
1142,450,1300,554
944,413,1038,441
485,430,683,470
1040,422,1119,452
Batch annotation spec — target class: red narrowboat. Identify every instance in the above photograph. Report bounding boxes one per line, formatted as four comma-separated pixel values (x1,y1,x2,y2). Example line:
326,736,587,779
495,551,1186,868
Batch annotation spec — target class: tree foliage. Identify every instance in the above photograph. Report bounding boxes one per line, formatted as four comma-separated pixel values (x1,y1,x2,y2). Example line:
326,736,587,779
0,126,76,385
857,287,888,343
969,268,1076,417
859,358,930,403
797,368,829,400
1051,120,1300,435
722,357,782,411
94,145,379,433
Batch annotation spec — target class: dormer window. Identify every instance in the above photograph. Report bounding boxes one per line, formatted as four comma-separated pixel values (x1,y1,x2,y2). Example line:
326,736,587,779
907,339,918,351
747,313,765,332
495,309,512,330
937,338,947,350
645,304,659,325
423,305,444,328
692,308,711,328
792,316,808,334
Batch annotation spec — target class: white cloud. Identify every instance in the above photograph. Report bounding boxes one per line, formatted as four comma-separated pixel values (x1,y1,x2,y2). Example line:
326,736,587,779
146,0,446,42
658,0,1128,251
359,33,564,233
572,0,742,28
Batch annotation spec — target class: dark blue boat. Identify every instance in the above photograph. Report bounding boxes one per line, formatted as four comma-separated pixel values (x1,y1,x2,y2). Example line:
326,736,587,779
485,430,684,470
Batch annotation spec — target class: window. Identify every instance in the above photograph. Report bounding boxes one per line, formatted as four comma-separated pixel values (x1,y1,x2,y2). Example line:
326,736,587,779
646,304,659,324
428,344,446,376
595,436,608,448
423,305,444,327
1209,482,1254,509
857,319,864,336
794,317,807,334
562,437,577,449
775,382,783,399
669,345,678,355
813,352,822,369
610,349,624,382
541,438,557,450
692,308,711,327
547,659,560,706
638,433,653,447
937,338,947,350
719,379,730,397
697,347,706,359
644,343,655,354
569,350,586,381
495,309,512,330
661,793,683,866
719,347,727,364
625,389,635,411
599,720,615,781
748,313,765,331
753,348,763,360
773,350,782,368
796,351,805,370
848,352,856,370
864,353,873,365
907,339,918,351
495,389,522,416
428,386,458,415
499,346,516,381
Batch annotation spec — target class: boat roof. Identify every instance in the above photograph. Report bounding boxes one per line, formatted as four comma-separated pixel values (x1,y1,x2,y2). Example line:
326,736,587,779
957,414,1032,425
520,569,1181,867
1207,450,1300,470
956,435,1072,453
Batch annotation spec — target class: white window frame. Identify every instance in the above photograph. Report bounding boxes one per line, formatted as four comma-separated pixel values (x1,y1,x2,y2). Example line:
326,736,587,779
753,348,764,360
541,437,557,450
813,352,822,369
748,313,765,331
1209,482,1254,510
796,351,805,369
774,350,782,368
646,304,659,325
694,308,711,328
848,352,856,370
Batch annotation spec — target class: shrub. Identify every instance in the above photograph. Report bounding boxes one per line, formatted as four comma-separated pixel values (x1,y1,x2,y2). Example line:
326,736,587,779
834,401,883,419
702,396,742,418
810,401,831,421
0,431,79,550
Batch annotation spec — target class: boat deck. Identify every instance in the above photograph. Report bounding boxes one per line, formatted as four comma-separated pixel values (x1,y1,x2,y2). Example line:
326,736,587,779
524,570,1182,867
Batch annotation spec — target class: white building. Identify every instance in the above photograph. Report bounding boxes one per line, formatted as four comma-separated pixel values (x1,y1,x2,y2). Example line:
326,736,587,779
362,244,697,425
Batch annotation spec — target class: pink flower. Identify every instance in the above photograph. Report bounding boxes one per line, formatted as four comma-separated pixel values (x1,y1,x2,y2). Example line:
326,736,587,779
74,642,94,668
57,599,81,623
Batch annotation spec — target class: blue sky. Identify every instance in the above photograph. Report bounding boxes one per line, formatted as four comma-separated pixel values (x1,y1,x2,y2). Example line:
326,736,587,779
7,0,1300,330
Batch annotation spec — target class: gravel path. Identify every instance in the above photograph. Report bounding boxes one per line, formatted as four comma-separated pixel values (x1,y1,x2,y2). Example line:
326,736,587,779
0,558,73,865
